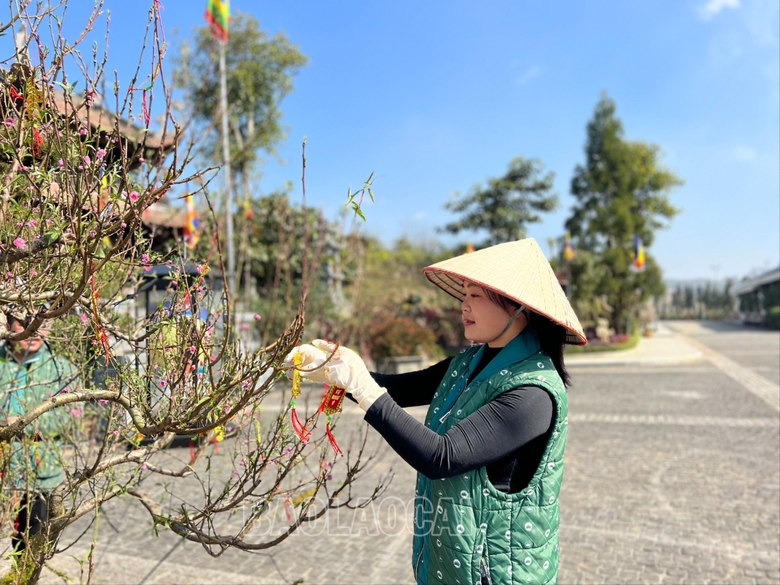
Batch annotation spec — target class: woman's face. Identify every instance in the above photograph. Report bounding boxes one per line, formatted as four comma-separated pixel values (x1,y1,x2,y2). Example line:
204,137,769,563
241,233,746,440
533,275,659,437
7,318,47,358
461,282,526,347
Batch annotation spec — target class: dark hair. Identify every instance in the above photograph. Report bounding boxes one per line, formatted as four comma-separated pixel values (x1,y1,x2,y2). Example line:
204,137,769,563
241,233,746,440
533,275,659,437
482,289,570,387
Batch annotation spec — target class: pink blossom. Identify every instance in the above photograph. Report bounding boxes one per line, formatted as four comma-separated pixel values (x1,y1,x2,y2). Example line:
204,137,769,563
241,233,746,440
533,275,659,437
96,148,106,160
26,220,37,228
98,399,108,405
112,430,119,437
30,270,37,276
141,463,148,470
129,191,139,203
80,314,88,323
57,158,64,170
79,127,88,136
4,117,14,127
254,314,262,321
138,157,145,163
13,237,26,249
187,345,196,354
144,265,152,272
141,253,151,263
82,155,91,166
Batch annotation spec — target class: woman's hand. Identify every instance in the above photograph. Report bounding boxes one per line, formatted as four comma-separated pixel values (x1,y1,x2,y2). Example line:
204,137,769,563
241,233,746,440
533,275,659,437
283,343,332,384
284,340,387,411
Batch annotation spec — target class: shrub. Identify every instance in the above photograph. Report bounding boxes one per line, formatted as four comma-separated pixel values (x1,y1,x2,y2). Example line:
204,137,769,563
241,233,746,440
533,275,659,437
369,316,439,358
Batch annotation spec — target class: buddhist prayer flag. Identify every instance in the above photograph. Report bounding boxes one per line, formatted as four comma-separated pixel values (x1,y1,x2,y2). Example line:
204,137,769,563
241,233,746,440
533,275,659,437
563,231,575,261
633,235,646,270
184,195,200,249
205,0,230,43
466,242,475,254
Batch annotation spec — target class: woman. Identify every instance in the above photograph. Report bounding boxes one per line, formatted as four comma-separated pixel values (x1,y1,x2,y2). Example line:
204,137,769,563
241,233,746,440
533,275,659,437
288,238,585,585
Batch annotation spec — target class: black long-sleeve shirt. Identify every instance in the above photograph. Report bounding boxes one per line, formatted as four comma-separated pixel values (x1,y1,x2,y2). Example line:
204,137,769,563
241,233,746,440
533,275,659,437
365,349,554,493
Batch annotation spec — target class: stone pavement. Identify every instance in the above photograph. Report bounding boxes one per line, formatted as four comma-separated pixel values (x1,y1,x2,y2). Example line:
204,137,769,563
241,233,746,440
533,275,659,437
4,321,778,584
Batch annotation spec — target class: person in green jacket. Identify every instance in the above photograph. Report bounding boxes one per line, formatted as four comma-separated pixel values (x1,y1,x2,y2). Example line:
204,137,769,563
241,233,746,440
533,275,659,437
287,239,586,585
0,311,79,552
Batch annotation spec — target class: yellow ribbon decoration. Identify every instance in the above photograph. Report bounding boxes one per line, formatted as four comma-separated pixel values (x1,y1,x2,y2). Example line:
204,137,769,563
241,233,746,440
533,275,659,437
291,353,303,399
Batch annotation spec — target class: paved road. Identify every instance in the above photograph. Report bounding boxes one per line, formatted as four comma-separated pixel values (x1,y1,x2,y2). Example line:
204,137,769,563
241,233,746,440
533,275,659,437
9,321,779,584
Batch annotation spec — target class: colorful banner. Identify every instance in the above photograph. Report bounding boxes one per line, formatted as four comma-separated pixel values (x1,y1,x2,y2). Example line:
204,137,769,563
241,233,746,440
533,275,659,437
633,234,646,270
563,231,575,261
184,195,200,249
205,0,230,43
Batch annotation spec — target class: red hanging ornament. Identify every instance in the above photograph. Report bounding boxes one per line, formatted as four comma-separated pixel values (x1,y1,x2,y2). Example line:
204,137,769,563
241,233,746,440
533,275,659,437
32,126,43,156
318,385,346,455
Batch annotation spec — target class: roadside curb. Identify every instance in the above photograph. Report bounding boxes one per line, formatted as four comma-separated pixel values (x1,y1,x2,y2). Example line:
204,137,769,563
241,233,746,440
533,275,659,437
566,351,704,368
565,323,705,367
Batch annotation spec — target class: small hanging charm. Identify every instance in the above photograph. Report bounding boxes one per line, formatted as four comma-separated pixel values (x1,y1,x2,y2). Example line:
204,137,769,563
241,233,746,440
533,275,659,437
321,385,346,415
319,385,346,455
290,353,311,443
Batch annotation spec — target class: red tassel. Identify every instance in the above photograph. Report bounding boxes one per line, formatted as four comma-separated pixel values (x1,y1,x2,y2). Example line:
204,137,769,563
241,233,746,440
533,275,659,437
9,87,23,102
291,406,311,443
189,438,195,462
32,127,43,156
212,436,219,454
325,417,342,456
284,496,294,523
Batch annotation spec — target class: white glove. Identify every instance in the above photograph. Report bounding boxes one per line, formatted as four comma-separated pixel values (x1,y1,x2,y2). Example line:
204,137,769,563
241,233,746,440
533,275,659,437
289,340,386,412
284,344,332,384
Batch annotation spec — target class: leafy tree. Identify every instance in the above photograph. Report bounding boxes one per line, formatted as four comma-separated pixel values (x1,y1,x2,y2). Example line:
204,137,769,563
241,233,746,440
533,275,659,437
442,156,558,246
177,12,307,199
566,94,682,333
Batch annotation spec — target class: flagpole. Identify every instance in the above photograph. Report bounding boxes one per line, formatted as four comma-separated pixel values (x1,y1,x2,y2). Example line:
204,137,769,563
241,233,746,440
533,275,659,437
219,38,236,301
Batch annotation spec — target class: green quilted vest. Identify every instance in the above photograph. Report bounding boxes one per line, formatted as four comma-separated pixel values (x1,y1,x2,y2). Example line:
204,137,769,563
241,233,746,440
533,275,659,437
412,329,568,585
0,344,78,491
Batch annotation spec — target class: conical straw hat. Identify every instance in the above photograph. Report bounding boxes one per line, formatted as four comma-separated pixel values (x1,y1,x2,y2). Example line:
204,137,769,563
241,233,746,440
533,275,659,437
423,238,586,345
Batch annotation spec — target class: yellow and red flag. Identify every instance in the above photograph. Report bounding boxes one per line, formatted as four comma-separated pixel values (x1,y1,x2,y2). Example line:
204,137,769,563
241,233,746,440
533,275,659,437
563,231,575,261
633,235,646,270
184,195,200,249
205,0,230,43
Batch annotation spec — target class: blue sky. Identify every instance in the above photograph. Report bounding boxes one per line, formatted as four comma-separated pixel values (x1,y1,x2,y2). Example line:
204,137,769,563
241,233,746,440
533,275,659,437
7,0,779,281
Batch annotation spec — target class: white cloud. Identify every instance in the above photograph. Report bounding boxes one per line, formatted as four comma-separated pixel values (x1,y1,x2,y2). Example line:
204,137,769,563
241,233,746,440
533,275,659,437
699,0,741,20
733,145,756,161
411,211,427,222
515,66,540,86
